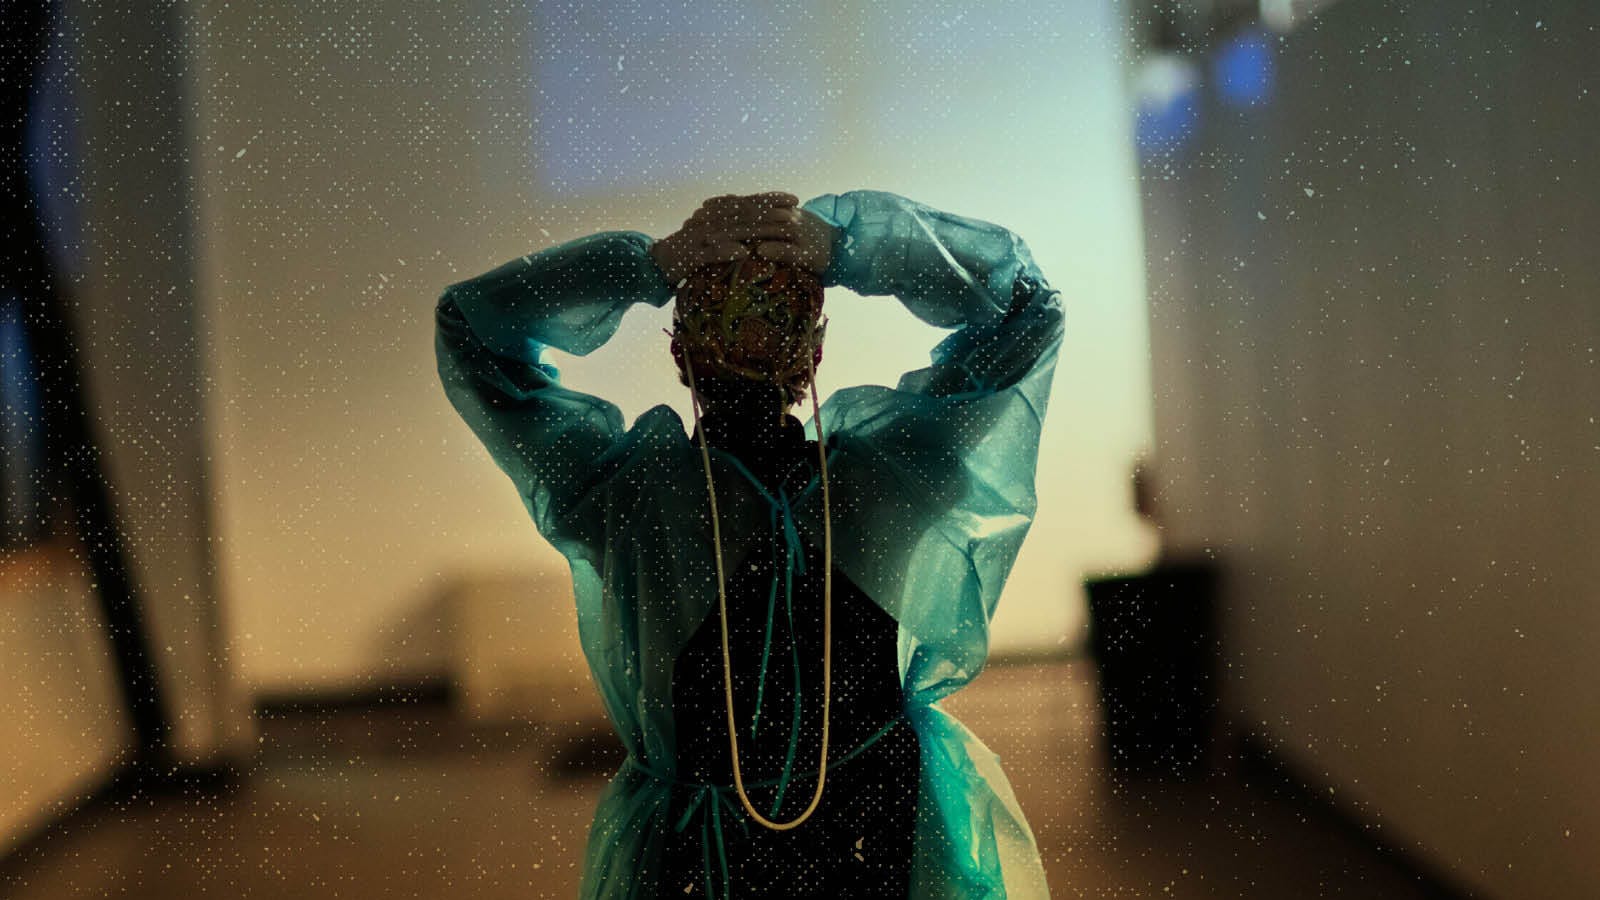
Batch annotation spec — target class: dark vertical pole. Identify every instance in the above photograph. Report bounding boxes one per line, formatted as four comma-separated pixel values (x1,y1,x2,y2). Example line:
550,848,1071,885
3,0,174,765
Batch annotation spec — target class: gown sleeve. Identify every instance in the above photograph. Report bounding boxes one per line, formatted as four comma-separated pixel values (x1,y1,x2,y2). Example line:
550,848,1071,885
434,231,675,561
799,189,1067,702
801,189,1064,457
799,191,1064,898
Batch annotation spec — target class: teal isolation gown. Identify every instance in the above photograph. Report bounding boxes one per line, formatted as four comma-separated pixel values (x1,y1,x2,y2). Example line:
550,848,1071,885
435,190,1065,898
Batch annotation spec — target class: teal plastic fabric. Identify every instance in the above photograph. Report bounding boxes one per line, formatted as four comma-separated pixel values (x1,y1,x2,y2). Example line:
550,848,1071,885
435,190,1065,899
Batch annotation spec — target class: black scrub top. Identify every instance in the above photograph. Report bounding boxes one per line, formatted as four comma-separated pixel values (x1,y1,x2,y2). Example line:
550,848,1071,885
663,409,921,899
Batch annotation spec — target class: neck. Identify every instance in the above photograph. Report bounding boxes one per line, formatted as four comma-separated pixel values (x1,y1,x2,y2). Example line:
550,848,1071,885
691,379,804,452
696,404,804,450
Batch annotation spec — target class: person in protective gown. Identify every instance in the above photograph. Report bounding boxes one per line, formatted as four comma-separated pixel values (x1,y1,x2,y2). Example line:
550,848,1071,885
435,189,1065,899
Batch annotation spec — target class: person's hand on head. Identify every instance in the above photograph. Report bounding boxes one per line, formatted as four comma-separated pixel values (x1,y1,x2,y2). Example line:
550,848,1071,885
745,202,834,276
651,192,834,284
651,191,794,285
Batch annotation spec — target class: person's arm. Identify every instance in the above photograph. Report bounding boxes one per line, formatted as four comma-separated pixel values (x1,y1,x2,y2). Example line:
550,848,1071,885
791,192,1065,703
799,190,1066,453
434,230,673,557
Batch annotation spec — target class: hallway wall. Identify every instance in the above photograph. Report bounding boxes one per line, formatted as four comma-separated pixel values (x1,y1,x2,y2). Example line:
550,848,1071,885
2,0,242,856
0,555,130,857
66,0,242,764
1141,2,1599,896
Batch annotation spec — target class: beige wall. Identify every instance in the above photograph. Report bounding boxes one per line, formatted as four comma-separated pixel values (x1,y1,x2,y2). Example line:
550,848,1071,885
192,0,1156,694
0,556,131,856
1142,2,1599,896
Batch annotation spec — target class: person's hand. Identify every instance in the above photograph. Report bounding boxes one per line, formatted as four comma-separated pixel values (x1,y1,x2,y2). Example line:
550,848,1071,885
651,192,835,284
652,192,793,284
749,203,835,277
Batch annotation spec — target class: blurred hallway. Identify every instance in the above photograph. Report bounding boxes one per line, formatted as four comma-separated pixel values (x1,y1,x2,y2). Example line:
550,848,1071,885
1,660,1443,899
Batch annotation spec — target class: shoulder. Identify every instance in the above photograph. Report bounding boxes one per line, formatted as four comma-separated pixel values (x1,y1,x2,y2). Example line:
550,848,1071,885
592,404,700,506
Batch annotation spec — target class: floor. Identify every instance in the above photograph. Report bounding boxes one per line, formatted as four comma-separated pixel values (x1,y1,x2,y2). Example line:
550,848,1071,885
1,660,1446,899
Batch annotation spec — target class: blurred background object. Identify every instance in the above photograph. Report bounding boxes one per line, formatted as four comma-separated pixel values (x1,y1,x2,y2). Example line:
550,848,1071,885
1086,459,1220,779
4,0,1598,897
1086,562,1222,780
445,571,599,727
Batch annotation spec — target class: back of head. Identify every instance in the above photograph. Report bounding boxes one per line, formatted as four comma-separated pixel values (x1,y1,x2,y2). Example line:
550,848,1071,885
670,258,826,409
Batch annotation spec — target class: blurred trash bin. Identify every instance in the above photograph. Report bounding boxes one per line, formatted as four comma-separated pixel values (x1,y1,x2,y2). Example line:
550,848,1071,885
1085,559,1219,778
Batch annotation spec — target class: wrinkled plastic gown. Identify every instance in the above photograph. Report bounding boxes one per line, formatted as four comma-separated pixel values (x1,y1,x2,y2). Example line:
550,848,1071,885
436,190,1065,899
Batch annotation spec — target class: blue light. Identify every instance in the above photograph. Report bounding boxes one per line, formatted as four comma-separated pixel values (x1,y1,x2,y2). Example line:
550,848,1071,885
1,295,45,543
1212,27,1274,108
1134,55,1201,157
1136,92,1199,156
